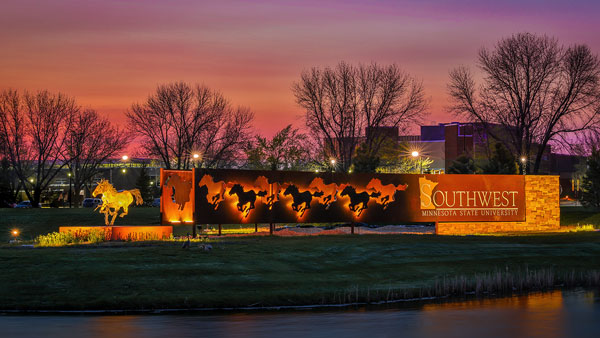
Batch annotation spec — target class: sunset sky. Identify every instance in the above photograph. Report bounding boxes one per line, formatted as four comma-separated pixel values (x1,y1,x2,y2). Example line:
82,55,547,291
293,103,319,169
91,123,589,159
1,0,599,137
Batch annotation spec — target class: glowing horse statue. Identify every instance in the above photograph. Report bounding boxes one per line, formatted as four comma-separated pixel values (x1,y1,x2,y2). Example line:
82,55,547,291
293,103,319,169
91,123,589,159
92,179,144,225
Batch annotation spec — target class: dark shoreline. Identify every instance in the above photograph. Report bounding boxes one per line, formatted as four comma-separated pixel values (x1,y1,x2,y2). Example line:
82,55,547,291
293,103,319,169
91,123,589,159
1,286,598,315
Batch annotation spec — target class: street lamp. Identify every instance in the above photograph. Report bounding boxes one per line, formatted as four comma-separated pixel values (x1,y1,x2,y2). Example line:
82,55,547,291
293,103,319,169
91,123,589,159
67,172,72,208
520,156,527,175
111,155,129,183
192,153,201,168
412,151,423,174
330,158,336,173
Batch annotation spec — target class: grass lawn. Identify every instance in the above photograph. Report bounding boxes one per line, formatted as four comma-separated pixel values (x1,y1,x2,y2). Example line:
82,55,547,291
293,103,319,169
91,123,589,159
0,206,599,311
560,206,600,227
2,206,599,242
1,233,600,310
0,207,160,242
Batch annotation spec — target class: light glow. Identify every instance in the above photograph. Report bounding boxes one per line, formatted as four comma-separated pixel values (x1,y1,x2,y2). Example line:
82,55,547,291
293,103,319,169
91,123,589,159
122,155,129,161
11,229,19,237
412,151,419,157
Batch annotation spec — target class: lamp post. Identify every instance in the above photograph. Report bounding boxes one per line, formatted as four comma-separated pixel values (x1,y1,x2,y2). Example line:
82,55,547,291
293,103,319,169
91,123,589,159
412,151,422,174
67,172,72,208
192,153,200,168
520,156,527,175
330,158,336,181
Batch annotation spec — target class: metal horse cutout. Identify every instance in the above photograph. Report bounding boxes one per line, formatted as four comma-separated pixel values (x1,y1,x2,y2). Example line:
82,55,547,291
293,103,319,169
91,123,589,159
92,179,144,225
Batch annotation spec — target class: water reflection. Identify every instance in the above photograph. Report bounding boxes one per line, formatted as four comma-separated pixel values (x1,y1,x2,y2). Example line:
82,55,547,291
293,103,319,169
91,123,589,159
1,289,598,338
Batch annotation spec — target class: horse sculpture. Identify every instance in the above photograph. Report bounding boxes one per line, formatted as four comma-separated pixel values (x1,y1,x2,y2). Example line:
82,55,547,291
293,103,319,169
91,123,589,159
340,185,380,217
92,179,144,225
366,178,408,209
228,183,267,218
283,184,323,217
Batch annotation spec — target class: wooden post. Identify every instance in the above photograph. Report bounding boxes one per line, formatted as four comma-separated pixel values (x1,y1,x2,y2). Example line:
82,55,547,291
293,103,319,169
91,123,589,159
218,224,222,236
351,222,355,235
255,223,258,233
269,223,273,235
192,222,197,238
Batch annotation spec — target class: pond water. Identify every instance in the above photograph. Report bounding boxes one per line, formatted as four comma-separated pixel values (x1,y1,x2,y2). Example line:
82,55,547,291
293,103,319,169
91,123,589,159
1,289,598,338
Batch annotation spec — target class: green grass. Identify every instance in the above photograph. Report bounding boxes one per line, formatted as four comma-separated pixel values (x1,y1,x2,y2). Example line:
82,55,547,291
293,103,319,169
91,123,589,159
2,206,599,242
0,207,160,242
560,206,600,228
1,206,600,311
1,233,599,310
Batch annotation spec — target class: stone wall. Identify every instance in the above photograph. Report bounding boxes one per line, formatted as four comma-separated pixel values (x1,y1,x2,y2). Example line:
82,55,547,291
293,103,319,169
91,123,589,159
436,175,560,235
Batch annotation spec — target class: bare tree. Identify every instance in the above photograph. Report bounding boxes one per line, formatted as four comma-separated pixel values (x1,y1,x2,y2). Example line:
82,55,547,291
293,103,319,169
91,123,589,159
0,89,77,206
449,33,600,173
126,82,253,169
293,62,426,171
63,109,129,206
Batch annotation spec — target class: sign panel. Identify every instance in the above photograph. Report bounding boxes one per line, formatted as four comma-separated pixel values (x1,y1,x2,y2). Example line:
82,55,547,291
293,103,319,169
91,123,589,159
161,169,195,224
185,169,525,224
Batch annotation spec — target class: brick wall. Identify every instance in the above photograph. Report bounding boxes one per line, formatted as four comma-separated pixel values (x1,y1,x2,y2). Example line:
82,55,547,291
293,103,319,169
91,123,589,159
436,175,560,235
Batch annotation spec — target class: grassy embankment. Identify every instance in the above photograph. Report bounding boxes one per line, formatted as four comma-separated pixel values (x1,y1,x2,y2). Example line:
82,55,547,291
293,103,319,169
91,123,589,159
0,207,599,311
0,233,599,310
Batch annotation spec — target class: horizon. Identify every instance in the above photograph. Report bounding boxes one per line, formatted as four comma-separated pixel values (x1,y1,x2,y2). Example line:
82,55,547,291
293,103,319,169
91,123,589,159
1,0,599,138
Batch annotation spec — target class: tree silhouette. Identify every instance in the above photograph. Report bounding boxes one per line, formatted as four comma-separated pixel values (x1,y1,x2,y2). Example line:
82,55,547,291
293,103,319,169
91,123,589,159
63,109,129,207
245,125,312,171
0,89,77,207
482,143,518,174
449,33,600,174
293,62,426,172
581,149,600,208
127,82,253,169
135,163,153,205
447,155,478,174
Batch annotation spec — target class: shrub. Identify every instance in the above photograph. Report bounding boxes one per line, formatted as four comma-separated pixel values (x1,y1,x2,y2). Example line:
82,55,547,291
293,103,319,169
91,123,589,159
36,228,109,247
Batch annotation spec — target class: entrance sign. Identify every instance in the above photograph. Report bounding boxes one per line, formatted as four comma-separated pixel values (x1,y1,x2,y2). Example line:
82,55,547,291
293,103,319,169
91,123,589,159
161,169,526,224
418,175,525,221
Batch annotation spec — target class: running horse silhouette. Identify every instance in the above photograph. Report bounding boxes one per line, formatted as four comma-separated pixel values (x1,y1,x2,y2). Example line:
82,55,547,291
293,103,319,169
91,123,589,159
308,177,339,210
253,176,280,210
92,179,144,225
198,174,226,210
366,178,408,209
340,185,380,217
283,184,323,217
228,183,267,218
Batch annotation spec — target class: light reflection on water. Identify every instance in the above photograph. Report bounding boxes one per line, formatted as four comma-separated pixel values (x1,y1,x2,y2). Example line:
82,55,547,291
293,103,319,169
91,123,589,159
1,289,599,338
